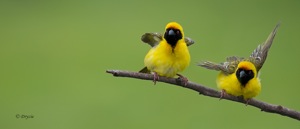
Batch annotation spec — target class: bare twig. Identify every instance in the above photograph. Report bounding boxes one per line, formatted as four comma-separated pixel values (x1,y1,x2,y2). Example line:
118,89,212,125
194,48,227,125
106,69,300,121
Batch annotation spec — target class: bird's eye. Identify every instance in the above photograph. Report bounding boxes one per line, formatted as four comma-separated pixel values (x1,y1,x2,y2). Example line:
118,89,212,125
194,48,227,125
247,70,253,75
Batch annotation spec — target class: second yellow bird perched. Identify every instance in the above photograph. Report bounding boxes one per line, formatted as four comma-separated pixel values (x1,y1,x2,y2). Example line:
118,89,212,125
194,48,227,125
198,23,280,103
140,22,191,85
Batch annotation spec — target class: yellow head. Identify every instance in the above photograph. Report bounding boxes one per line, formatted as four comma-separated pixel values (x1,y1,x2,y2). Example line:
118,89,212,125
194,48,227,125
235,61,258,86
164,22,185,48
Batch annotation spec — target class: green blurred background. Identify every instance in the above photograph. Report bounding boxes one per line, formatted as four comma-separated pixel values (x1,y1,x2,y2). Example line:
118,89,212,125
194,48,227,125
1,0,299,128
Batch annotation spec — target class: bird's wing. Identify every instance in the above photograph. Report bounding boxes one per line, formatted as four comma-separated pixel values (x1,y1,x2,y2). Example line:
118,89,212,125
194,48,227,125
198,61,225,71
141,32,162,47
198,56,241,75
223,56,242,74
184,37,195,46
249,22,280,72
141,32,195,47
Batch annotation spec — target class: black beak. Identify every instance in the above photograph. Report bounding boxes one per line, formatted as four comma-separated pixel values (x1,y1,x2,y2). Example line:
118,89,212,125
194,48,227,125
167,29,176,36
239,70,247,78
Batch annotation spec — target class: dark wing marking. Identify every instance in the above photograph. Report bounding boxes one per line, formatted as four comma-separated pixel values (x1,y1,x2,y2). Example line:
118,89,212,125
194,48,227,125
250,22,280,72
139,67,150,73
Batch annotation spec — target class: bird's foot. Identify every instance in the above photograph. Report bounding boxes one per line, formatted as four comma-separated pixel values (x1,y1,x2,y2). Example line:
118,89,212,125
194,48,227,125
245,98,251,106
176,74,188,86
220,89,226,100
153,72,159,85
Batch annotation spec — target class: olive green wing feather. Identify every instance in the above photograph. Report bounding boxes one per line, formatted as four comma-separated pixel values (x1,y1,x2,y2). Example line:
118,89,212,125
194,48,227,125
198,61,224,71
141,32,195,47
141,32,162,47
184,37,195,46
249,22,280,72
198,56,241,75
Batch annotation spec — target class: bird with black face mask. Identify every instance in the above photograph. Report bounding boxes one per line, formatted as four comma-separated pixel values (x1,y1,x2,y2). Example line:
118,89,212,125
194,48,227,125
140,22,191,85
198,23,280,103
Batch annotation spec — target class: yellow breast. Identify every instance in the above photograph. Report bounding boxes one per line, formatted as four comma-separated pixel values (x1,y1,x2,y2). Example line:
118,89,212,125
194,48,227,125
217,72,243,97
144,40,190,77
243,77,261,99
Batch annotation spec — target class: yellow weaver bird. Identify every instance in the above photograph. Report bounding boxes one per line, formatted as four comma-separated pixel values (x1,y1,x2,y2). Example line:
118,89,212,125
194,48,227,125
198,23,280,102
140,22,192,85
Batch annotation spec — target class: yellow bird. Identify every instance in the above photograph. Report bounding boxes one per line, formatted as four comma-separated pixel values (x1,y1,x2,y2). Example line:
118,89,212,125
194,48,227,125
198,23,280,102
140,22,191,85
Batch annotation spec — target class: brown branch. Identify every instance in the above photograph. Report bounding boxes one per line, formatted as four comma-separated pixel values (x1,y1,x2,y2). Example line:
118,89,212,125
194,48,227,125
106,69,300,121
